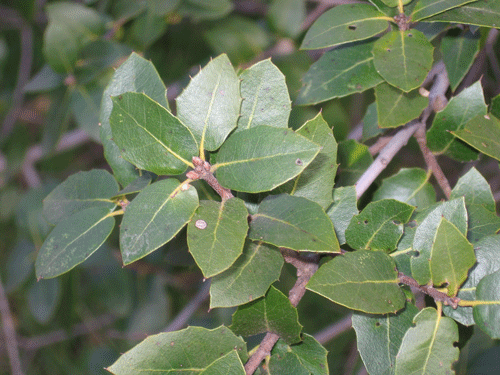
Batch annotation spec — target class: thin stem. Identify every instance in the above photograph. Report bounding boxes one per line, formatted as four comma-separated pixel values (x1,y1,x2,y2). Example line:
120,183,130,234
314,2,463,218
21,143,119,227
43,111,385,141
244,249,320,374
186,157,234,201
313,315,352,345
0,276,24,375
398,273,459,309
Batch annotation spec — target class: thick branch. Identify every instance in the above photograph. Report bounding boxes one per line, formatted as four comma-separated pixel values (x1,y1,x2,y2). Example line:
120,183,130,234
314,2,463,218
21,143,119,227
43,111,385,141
244,250,320,374
0,277,24,375
398,273,459,309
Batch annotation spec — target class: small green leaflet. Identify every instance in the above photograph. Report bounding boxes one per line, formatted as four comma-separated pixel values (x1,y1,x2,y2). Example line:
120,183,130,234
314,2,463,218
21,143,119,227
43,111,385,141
110,92,197,175
450,167,495,212
187,198,248,278
248,194,340,253
307,250,405,314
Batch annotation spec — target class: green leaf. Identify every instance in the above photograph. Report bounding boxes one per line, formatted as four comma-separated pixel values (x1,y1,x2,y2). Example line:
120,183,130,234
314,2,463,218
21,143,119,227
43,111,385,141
24,65,64,93
110,92,197,175
467,204,500,243
362,102,384,141
120,179,198,265
271,334,329,375
71,83,104,142
146,0,181,16
452,114,500,162
372,30,434,92
374,168,435,210
441,30,480,92
248,194,340,253
230,286,302,344
427,80,486,161
411,198,468,285
43,2,105,73
187,198,248,278
411,0,478,21
424,0,500,28
106,326,247,375
177,54,240,152
43,169,118,225
327,186,359,245
491,94,500,119
375,83,428,128
27,278,62,324
210,241,284,308
451,167,495,212
352,303,419,375
276,113,337,208
201,350,245,375
391,225,416,276
178,0,233,21
473,269,500,339
337,139,373,186
443,235,500,325
307,250,405,314
214,126,321,193
269,353,309,375
300,4,389,50
111,172,154,199
430,218,475,296
6,240,35,292
394,307,459,375
380,0,411,6
36,207,115,279
100,52,169,186
345,199,415,252
268,0,306,38
237,59,291,130
296,41,383,105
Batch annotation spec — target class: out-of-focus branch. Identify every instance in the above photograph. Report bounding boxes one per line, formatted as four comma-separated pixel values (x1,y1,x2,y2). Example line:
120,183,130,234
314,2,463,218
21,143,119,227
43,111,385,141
0,6,33,140
355,61,450,199
22,129,91,188
244,250,320,374
0,277,24,375
313,314,352,345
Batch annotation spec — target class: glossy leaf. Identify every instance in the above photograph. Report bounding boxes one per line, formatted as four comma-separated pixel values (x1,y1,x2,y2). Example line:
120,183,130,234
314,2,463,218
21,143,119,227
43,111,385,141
424,0,500,28
43,169,118,225
337,140,373,186
36,207,115,279
27,278,62,324
110,92,197,175
327,186,359,245
210,241,283,308
230,286,302,344
296,41,383,105
307,250,405,314
374,168,435,210
345,199,415,252
106,326,247,375
411,0,478,21
352,303,419,375
271,334,329,375
467,204,500,243
120,179,198,265
451,167,495,212
177,54,240,152
427,81,486,161
411,198,468,285
238,59,291,130
300,4,389,50
375,83,428,128
100,52,169,186
372,30,434,92
394,307,459,375
248,194,340,253
441,30,480,92
276,113,337,208
187,198,248,278
473,269,500,339
443,235,500,325
215,126,321,193
430,218,475,296
452,114,500,162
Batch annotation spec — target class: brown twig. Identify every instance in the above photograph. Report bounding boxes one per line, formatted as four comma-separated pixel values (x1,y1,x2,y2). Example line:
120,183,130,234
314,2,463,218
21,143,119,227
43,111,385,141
0,276,24,375
398,273,459,309
186,157,234,201
244,249,320,374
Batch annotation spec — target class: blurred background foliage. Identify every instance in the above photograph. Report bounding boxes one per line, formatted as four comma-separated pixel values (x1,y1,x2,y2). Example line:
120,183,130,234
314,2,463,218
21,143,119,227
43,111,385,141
1,0,500,374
